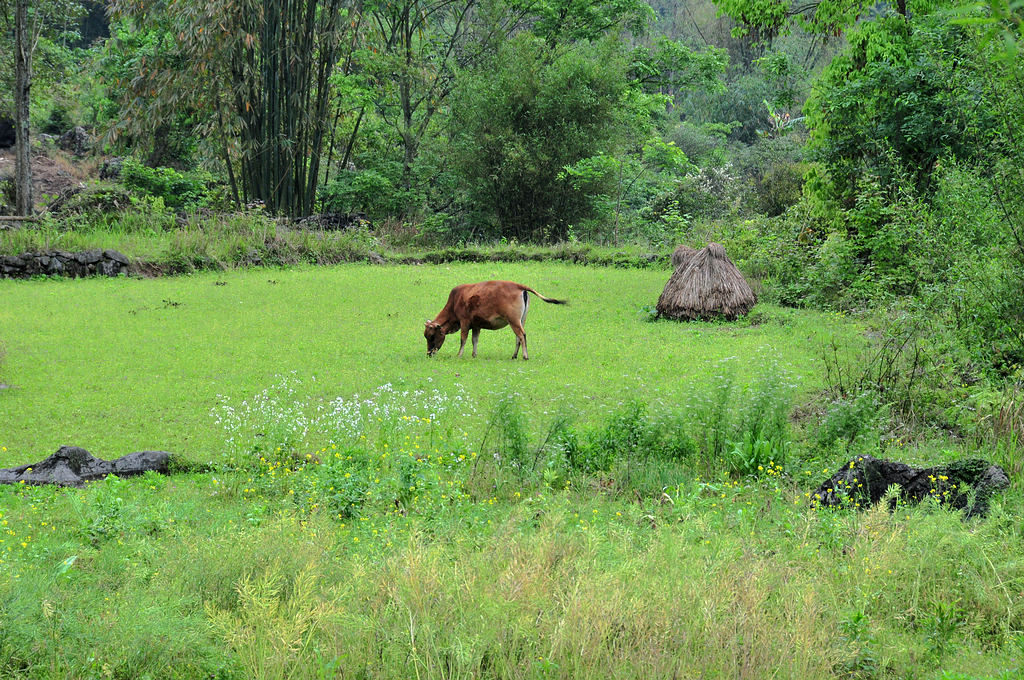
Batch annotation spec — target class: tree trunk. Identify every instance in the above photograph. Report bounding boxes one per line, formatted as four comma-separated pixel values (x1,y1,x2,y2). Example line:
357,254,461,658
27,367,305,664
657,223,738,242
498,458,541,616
14,0,33,216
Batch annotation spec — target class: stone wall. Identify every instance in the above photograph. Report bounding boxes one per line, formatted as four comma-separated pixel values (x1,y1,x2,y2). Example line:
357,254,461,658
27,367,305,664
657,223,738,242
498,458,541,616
1,249,130,278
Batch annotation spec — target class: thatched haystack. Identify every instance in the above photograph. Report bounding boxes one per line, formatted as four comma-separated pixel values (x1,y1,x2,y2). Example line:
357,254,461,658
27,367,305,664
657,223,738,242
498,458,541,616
656,242,756,321
670,244,697,270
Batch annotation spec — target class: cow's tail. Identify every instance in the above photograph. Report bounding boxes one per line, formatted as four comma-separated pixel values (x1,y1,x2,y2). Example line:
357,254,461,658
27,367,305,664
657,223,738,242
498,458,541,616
522,285,568,305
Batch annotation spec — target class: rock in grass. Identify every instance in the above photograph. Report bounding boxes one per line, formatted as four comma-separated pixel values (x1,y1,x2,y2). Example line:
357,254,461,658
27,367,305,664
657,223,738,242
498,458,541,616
812,455,1009,518
0,446,171,487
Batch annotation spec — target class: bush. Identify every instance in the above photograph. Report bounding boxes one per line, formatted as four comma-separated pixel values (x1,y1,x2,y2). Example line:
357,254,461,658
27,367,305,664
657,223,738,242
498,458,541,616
41,104,73,135
485,392,531,474
665,121,732,167
645,164,748,231
121,158,209,209
948,254,1024,376
319,170,403,221
816,391,886,453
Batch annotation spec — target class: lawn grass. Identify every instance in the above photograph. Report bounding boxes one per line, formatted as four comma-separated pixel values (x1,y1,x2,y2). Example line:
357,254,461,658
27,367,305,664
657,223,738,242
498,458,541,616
0,262,856,464
2,263,1021,680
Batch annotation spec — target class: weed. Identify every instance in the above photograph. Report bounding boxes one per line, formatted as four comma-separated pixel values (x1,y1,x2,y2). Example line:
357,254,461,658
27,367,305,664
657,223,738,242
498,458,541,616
482,392,530,475
206,562,332,680
694,360,737,460
817,391,886,453
838,609,879,679
727,432,788,477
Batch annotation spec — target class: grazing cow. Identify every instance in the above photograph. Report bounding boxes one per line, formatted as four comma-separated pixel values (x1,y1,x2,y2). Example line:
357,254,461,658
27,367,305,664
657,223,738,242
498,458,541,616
425,280,567,360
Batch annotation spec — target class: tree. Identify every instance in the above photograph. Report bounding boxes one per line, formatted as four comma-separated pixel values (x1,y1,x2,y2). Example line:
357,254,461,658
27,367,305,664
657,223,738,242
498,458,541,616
368,0,470,200
713,0,904,43
804,11,998,205
13,0,32,215
1,0,84,215
450,34,632,240
110,0,356,216
448,0,726,242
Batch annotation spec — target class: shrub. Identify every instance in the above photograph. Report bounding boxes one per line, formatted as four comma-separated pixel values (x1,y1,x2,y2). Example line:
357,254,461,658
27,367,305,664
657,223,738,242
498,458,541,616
121,158,209,209
816,391,886,453
595,400,650,462
665,121,732,167
314,456,369,519
42,104,73,135
948,255,1024,376
484,392,530,474
449,34,636,242
319,170,403,221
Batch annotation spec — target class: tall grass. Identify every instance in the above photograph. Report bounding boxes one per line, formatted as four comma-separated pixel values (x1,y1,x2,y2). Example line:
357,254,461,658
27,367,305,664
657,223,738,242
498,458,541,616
2,469,1022,679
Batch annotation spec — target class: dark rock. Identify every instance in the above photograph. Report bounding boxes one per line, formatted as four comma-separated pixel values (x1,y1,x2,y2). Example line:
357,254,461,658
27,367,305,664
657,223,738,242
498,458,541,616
75,249,103,265
45,257,64,275
57,126,91,156
99,157,123,180
0,446,171,487
0,249,132,279
0,116,13,148
104,249,129,265
812,455,1010,518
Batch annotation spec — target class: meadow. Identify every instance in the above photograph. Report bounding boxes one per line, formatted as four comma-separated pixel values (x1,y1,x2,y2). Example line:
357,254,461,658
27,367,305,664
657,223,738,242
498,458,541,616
0,262,849,460
1,263,1022,680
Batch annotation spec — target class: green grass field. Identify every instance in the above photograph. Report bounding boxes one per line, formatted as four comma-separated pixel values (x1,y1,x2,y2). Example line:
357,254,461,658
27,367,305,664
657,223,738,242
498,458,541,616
1,264,1022,680
0,263,854,462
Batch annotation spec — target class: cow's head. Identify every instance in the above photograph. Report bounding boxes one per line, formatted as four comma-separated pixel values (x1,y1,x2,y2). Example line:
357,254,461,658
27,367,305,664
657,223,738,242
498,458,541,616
424,321,446,357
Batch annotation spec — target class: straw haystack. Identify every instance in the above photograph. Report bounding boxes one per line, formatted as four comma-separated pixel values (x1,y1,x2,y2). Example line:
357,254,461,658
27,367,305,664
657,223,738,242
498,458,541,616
656,242,756,320
670,244,697,270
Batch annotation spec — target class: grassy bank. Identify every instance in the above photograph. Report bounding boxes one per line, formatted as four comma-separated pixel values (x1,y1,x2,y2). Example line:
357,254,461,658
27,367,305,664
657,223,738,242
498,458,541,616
0,214,673,274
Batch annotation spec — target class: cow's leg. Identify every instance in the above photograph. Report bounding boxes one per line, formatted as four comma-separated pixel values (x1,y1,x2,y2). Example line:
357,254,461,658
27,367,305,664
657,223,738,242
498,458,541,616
471,328,481,357
457,326,469,357
509,318,527,360
511,292,529,359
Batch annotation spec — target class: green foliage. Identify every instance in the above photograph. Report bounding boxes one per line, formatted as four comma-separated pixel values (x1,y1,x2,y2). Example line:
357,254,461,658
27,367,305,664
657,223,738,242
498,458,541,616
838,608,880,678
41,102,72,134
519,0,654,45
595,400,650,461
108,0,349,216
947,254,1024,375
121,158,210,209
816,391,886,453
487,392,531,473
319,170,400,220
805,12,997,205
450,34,635,241
314,455,370,519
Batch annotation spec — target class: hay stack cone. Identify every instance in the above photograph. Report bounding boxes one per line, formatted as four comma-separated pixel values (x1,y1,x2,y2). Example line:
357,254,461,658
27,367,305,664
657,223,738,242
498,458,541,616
656,242,756,321
670,244,697,270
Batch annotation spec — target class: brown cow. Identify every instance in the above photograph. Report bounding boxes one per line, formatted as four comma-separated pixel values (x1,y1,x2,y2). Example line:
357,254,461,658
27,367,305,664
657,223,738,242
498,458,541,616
424,280,567,360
